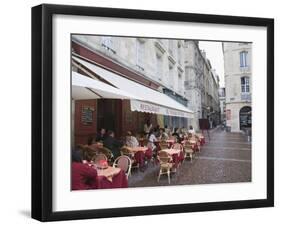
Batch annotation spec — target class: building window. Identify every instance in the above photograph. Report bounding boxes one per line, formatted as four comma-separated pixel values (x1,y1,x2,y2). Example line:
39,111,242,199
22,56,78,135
136,40,145,70
241,77,250,93
240,51,248,67
101,37,116,53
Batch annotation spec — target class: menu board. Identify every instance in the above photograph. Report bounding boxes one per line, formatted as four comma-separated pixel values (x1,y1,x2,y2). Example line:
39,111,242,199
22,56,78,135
81,106,94,125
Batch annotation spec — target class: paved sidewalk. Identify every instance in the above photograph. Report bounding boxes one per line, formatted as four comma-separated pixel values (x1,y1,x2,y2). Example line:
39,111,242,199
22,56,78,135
129,129,251,188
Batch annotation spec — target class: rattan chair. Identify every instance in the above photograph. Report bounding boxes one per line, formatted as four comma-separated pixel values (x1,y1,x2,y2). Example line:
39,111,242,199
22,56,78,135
120,146,133,158
159,141,169,150
184,143,194,162
97,147,114,164
83,146,97,161
120,147,139,171
113,155,132,179
171,143,183,151
157,151,174,184
93,153,108,164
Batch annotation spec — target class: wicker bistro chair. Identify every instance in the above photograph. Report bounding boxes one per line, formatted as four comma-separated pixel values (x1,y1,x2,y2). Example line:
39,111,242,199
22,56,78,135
97,147,114,164
83,146,97,161
171,143,184,152
183,143,195,162
194,136,202,152
113,155,132,179
159,141,170,150
93,153,108,164
157,151,174,184
120,147,140,172
120,146,134,158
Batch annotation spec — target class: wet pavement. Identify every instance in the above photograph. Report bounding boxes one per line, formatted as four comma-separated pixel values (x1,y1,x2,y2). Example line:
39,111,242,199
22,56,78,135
128,127,251,188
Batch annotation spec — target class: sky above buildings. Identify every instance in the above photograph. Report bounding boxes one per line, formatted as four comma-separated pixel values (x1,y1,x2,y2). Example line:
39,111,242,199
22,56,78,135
199,41,225,87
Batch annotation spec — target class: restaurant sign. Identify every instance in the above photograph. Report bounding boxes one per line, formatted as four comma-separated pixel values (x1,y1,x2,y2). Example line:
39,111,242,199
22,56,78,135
130,100,193,118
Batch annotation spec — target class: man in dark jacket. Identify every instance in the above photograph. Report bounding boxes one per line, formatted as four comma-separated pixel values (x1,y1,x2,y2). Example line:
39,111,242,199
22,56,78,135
95,128,107,142
103,130,123,159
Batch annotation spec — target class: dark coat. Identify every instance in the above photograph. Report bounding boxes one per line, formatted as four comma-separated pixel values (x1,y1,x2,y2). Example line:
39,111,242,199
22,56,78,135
103,136,123,159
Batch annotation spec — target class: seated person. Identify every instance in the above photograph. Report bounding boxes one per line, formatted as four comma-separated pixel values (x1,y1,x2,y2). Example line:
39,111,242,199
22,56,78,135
95,128,107,142
179,127,187,137
103,130,123,159
154,124,161,137
125,131,139,148
158,128,169,140
188,125,196,134
147,129,158,151
164,125,171,135
71,150,98,190
87,136,95,145
172,127,180,142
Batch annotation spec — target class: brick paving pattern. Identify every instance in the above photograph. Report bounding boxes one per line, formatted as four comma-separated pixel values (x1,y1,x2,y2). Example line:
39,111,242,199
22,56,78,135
129,128,251,188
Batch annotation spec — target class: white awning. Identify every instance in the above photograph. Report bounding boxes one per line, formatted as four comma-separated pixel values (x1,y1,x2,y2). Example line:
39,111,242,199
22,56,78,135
73,56,194,118
72,71,142,100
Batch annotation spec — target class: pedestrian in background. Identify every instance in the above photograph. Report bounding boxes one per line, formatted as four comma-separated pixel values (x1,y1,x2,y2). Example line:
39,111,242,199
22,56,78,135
143,119,152,136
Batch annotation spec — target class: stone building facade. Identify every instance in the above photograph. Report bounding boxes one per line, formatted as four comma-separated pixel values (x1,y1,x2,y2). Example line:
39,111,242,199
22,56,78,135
71,35,220,142
222,42,252,132
183,41,220,130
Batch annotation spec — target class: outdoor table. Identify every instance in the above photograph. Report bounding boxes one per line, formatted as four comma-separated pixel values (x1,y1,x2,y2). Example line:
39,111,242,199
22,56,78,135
127,146,148,153
82,162,128,189
196,134,205,145
96,166,128,188
97,166,120,181
161,148,184,168
126,146,148,168
88,143,103,150
188,139,196,144
166,139,175,148
187,140,199,152
163,148,181,156
137,138,145,147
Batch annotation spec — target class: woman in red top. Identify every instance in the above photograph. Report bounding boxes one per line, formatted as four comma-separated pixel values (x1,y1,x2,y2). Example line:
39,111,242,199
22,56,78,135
71,150,98,190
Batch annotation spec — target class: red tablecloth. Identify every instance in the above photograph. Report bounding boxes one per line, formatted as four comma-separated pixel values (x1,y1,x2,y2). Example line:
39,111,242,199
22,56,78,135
96,169,128,189
127,146,147,153
161,149,184,168
171,151,185,168
145,148,153,160
133,150,145,168
166,139,175,148
200,137,205,145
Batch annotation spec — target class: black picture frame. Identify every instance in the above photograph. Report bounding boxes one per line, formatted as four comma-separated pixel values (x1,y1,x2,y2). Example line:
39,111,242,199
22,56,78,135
31,4,274,222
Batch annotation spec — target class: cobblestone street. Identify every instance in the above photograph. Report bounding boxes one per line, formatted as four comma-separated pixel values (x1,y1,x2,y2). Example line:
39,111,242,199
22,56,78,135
129,127,251,187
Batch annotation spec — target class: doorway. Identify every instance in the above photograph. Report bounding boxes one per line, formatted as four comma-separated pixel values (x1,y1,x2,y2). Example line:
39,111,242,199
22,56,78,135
97,99,122,137
239,106,251,130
